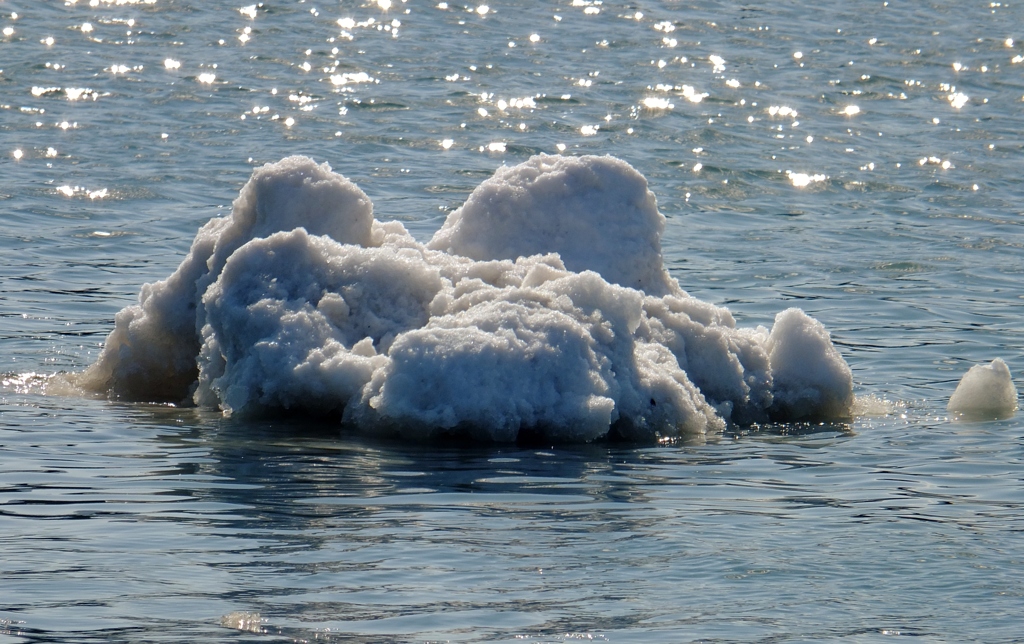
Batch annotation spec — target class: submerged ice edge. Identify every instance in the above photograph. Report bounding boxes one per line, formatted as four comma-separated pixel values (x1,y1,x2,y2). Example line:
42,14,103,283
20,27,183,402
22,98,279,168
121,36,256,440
64,154,855,442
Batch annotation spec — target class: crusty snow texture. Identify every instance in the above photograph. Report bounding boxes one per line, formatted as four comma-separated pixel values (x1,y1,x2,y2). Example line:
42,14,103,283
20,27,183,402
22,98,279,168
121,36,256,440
79,154,854,441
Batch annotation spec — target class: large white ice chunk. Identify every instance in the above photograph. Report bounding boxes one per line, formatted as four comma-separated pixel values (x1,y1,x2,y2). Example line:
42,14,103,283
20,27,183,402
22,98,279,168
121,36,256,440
77,154,857,441
948,358,1018,419
428,154,678,296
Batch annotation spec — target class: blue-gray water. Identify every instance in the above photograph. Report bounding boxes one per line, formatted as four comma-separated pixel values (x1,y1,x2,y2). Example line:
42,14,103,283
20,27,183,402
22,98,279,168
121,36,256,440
2,0,1023,641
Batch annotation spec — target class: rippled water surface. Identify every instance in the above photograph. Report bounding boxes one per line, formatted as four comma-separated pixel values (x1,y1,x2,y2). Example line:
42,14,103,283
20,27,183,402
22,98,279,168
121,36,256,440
2,0,1024,641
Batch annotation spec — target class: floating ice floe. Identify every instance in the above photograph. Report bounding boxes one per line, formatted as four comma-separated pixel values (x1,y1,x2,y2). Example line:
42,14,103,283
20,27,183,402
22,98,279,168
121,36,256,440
74,154,854,442
948,358,1018,419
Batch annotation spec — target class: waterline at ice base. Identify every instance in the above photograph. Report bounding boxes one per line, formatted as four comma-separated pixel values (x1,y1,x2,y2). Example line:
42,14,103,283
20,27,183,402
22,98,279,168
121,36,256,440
73,154,856,442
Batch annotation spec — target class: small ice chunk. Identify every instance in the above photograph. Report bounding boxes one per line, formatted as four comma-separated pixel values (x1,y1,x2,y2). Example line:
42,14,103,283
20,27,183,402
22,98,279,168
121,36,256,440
766,308,854,420
948,358,1018,419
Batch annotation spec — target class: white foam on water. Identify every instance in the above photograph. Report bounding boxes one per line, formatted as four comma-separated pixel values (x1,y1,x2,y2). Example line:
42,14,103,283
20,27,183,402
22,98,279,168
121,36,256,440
948,358,1018,419
851,393,899,417
72,154,856,442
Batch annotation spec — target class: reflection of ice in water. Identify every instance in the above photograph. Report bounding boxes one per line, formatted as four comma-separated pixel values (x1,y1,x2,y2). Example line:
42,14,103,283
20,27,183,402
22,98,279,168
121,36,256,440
74,155,854,442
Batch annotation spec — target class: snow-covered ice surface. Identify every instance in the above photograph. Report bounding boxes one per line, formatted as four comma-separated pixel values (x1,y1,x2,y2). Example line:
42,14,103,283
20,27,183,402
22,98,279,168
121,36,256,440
75,155,853,442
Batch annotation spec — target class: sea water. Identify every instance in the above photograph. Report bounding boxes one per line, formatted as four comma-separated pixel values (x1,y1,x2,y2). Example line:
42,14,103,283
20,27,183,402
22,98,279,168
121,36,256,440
2,0,1023,641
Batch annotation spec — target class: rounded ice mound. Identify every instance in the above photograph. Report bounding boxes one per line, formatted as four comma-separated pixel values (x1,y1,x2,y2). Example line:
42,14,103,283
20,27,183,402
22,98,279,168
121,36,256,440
231,154,375,247
948,358,1018,419
76,153,858,442
765,308,855,420
75,156,375,402
428,154,678,296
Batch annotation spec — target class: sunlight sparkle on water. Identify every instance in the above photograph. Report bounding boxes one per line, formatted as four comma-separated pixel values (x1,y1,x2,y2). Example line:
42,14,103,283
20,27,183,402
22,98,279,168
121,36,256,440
948,92,969,109
768,105,797,117
220,612,264,634
918,156,953,169
495,97,536,110
56,185,109,199
642,97,674,110
680,85,708,103
786,170,827,187
330,72,374,86
65,88,98,101
841,105,861,116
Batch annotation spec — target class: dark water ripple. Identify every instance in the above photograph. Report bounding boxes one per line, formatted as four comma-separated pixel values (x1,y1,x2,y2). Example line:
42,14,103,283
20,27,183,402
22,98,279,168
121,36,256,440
0,401,1021,642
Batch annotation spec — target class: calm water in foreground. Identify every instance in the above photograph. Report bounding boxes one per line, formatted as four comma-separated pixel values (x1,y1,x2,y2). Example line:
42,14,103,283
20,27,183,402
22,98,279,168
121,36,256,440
2,0,1023,641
